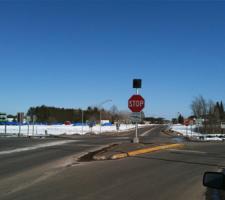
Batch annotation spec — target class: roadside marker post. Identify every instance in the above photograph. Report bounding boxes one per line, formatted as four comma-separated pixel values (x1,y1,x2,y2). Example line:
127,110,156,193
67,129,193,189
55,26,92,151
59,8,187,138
4,122,7,136
32,115,36,136
81,110,84,135
27,116,31,137
17,112,24,137
128,79,145,144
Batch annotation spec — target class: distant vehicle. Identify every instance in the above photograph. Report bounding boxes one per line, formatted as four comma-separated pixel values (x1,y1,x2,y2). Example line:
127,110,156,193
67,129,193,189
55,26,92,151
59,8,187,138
198,135,224,142
204,136,224,142
0,112,7,123
64,121,71,125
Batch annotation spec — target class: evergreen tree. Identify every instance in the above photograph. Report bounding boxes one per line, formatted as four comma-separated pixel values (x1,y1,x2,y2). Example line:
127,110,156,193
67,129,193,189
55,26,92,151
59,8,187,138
178,114,184,124
214,102,221,122
27,105,117,124
220,101,224,120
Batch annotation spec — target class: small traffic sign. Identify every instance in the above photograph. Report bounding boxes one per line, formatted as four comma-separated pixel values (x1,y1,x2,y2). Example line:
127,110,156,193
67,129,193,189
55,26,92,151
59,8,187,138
221,122,225,129
128,95,145,112
130,112,142,123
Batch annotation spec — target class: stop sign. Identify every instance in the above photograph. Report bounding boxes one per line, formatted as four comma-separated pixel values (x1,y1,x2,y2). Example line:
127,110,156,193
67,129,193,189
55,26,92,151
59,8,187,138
128,95,145,112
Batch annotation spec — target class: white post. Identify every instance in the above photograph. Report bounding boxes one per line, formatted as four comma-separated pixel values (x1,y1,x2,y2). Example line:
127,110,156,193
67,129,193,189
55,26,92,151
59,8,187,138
82,110,84,134
32,117,35,136
27,122,29,137
100,110,102,134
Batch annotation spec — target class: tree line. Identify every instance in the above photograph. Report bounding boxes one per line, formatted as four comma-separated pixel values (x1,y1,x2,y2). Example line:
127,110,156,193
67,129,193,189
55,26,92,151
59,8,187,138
191,96,225,122
190,96,225,134
27,105,130,124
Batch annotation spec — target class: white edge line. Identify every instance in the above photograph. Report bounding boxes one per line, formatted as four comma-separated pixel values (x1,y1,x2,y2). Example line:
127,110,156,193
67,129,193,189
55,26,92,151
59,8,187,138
0,140,78,155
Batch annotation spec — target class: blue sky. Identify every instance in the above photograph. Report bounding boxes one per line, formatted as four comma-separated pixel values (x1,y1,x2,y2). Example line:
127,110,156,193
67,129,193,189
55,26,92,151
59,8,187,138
0,0,225,119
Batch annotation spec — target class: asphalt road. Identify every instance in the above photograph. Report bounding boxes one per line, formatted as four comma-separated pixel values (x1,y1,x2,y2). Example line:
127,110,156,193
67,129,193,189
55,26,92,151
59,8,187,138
0,125,158,179
0,125,225,200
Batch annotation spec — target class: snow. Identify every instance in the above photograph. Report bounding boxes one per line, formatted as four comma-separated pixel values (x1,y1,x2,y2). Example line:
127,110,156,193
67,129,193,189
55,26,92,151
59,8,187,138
171,124,225,141
171,124,200,137
0,124,146,136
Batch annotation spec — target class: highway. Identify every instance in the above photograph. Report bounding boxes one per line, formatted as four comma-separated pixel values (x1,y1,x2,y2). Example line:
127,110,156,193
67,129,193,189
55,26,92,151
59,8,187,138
0,125,225,200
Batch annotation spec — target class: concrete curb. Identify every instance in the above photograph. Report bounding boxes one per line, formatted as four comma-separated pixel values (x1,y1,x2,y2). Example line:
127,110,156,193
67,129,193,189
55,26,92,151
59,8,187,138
110,143,184,160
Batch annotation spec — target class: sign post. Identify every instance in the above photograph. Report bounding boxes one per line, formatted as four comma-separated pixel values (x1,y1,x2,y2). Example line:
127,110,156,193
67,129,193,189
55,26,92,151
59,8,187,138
17,112,24,137
4,121,7,136
32,115,36,136
128,79,145,143
27,116,31,136
81,110,84,135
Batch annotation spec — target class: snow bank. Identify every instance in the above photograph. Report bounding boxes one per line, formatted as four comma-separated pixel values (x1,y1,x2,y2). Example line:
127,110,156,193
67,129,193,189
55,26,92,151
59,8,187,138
171,124,225,141
0,124,146,136
171,124,200,137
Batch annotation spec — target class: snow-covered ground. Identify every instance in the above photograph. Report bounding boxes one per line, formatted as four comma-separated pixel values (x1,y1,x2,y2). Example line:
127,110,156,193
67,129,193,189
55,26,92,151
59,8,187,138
0,124,146,136
171,124,200,137
171,124,225,141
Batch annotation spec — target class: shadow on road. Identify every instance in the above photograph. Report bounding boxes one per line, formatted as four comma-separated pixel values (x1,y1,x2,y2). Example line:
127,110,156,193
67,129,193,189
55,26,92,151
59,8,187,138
131,154,225,168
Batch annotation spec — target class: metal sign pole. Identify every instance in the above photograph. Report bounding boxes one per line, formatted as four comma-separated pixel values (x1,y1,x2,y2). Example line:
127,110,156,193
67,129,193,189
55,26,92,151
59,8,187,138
32,116,35,136
129,79,144,144
19,122,21,137
134,88,139,143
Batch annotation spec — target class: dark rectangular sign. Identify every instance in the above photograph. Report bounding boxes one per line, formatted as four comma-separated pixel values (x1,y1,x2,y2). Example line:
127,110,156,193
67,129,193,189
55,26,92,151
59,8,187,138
133,79,142,88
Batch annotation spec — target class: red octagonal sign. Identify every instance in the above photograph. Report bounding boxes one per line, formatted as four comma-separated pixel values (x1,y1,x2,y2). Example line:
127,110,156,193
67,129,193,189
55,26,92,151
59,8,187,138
128,95,145,112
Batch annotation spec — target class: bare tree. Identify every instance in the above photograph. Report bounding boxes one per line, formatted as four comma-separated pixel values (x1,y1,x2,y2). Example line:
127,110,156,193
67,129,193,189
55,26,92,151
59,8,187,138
110,105,118,115
191,95,208,118
110,105,119,123
118,111,131,123
208,100,215,115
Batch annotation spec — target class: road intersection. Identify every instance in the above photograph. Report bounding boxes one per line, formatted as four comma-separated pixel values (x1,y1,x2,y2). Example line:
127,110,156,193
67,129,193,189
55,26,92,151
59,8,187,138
0,125,224,200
